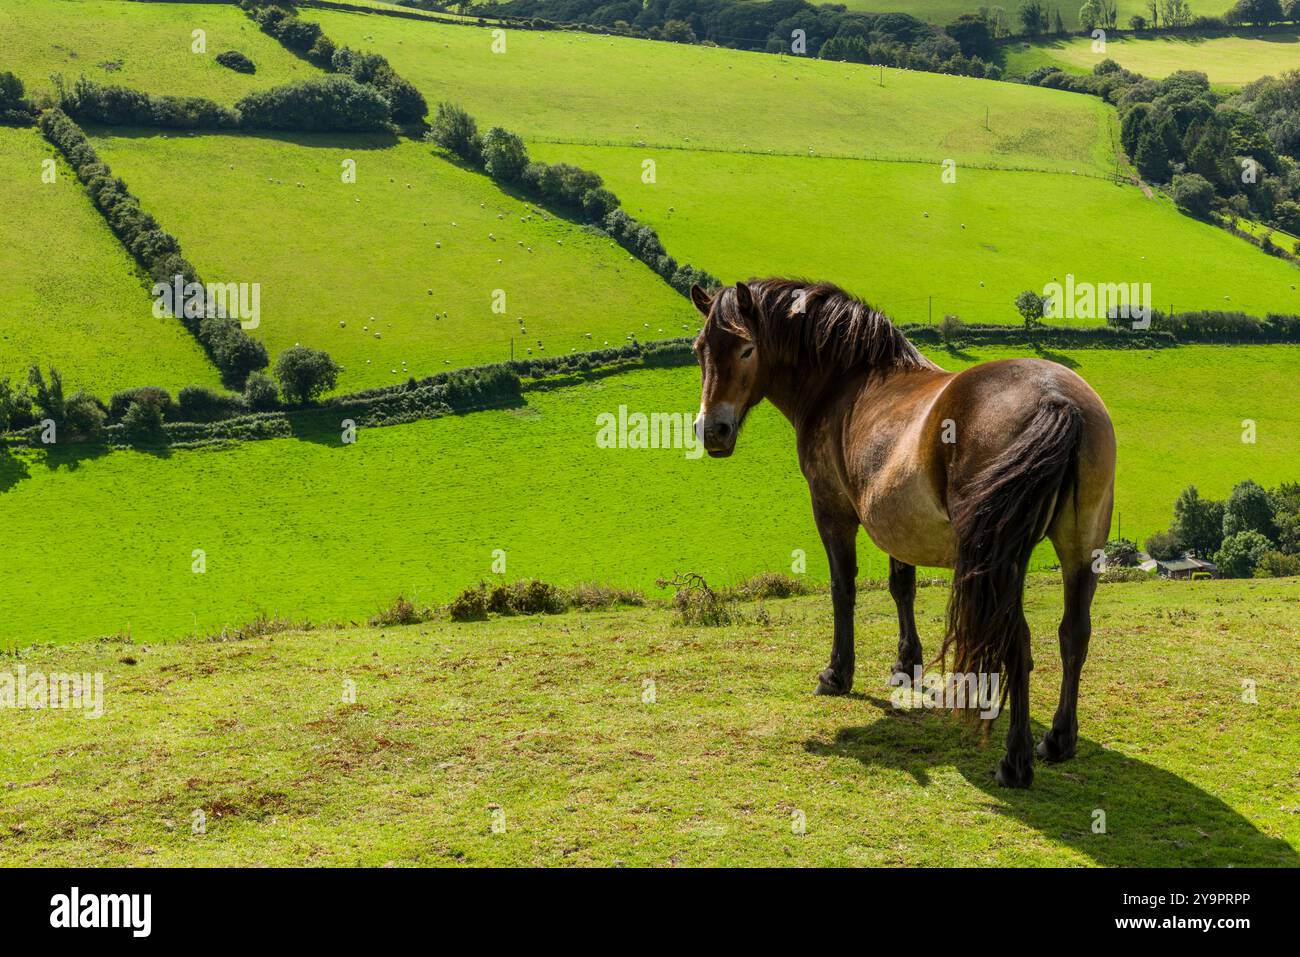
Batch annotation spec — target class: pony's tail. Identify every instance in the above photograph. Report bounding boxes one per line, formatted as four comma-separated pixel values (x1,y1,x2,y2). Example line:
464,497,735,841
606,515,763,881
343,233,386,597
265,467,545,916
939,399,1084,718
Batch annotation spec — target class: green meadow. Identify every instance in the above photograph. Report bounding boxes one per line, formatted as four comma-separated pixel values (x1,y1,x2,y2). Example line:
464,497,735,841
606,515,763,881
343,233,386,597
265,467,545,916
1002,33,1300,87
306,10,1114,173
0,0,316,104
803,0,1237,30
3,346,1297,648
0,126,220,395
2,578,1295,866
531,144,1300,325
90,130,688,391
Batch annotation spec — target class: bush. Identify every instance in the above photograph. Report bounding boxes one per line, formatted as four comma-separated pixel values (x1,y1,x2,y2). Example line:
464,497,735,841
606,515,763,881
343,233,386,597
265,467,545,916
274,346,340,404
1171,173,1215,219
1256,550,1300,577
215,50,256,74
1144,529,1183,561
448,584,489,621
236,76,391,132
177,385,246,422
486,579,568,615
59,78,238,129
1215,530,1272,578
242,372,280,411
657,572,740,627
480,127,530,184
427,101,482,164
368,596,425,627
109,386,173,422
120,399,166,444
1104,538,1140,567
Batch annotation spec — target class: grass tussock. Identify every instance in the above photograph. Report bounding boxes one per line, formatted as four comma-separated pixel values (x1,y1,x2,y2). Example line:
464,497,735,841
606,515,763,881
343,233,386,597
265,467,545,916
448,579,647,622
203,613,312,642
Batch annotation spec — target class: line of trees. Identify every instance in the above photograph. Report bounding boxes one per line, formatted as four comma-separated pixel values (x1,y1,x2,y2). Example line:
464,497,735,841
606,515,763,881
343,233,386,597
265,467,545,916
37,109,270,385
427,101,718,296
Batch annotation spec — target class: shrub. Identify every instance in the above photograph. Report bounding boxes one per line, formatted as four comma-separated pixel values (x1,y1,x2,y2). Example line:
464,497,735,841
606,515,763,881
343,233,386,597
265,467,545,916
426,101,481,164
1215,530,1272,578
216,50,256,74
120,399,166,444
59,78,238,129
1014,289,1045,327
236,76,391,132
657,572,740,626
566,582,646,610
177,385,246,422
274,346,340,404
1256,550,1300,577
109,386,173,422
1104,537,1140,567
0,377,33,432
486,579,568,615
369,596,425,627
1144,529,1183,561
1171,173,1215,218
480,127,530,184
448,584,489,621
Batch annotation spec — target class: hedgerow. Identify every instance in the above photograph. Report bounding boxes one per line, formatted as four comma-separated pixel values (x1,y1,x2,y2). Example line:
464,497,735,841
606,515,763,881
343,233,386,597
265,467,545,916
37,109,269,384
427,100,718,298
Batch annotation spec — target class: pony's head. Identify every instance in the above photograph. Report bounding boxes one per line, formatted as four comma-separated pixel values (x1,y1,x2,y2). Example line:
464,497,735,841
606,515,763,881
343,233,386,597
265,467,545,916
691,281,764,458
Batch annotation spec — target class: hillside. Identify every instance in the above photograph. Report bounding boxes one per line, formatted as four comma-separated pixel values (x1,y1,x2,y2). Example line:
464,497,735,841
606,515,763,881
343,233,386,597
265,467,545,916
2,578,1296,865
0,125,221,394
1002,33,1300,87
89,130,688,391
4,346,1298,647
0,0,317,103
532,144,1300,325
305,9,1116,173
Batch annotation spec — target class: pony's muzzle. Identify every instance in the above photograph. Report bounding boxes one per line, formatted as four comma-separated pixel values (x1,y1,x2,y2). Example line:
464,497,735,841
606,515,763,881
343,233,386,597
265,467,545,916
697,415,736,457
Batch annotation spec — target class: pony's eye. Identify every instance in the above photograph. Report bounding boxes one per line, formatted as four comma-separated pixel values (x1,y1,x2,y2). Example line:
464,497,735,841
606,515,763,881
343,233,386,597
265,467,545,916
740,345,754,360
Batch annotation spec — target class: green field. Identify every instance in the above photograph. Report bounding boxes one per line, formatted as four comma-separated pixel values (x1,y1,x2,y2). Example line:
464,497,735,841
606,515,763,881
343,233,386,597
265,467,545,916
0,125,221,395
3,346,1297,647
790,0,1237,30
0,0,317,104
2,578,1295,865
306,10,1115,173
89,130,688,391
1002,33,1300,86
530,145,1300,325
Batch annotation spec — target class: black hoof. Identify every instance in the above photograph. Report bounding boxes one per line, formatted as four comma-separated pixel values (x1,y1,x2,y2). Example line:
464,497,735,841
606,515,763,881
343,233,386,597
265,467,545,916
890,660,922,682
1036,731,1077,763
814,667,852,696
994,754,1034,788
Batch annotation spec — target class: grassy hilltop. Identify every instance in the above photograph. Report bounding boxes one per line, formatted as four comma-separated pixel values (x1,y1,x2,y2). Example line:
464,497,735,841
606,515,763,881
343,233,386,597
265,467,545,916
2,578,1295,866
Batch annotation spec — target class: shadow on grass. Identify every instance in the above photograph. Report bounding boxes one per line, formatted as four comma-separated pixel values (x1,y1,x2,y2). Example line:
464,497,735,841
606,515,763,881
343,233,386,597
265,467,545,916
89,127,402,151
806,696,1298,867
1032,344,1080,369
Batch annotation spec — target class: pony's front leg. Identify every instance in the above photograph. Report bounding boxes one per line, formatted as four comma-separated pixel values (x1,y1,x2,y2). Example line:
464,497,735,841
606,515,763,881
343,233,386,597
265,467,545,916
813,510,859,696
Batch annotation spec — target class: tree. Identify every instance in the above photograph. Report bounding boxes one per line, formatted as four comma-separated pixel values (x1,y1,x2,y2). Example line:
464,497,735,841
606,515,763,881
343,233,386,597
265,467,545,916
243,371,280,411
1228,0,1285,24
1223,479,1277,540
27,365,66,424
1172,485,1226,558
661,19,697,43
1171,172,1216,217
1129,14,1148,28
946,14,995,59
120,399,166,444
274,347,340,404
235,76,391,132
1014,289,1045,326
1079,0,1101,28
480,127,530,184
1018,0,1050,35
1215,530,1272,577
1135,131,1170,183
1144,529,1183,560
426,101,482,165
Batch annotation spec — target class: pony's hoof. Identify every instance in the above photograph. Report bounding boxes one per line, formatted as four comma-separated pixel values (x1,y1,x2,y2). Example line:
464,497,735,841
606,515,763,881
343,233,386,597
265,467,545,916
1036,732,1076,763
994,756,1034,788
814,668,851,696
890,660,921,682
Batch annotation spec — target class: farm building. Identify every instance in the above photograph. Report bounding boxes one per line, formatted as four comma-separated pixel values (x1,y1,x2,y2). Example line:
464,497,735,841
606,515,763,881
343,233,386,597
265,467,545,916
1155,557,1220,580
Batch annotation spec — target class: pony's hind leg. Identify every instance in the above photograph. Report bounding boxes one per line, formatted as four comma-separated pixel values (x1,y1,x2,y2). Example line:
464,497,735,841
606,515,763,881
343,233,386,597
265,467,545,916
889,558,923,680
1037,561,1098,763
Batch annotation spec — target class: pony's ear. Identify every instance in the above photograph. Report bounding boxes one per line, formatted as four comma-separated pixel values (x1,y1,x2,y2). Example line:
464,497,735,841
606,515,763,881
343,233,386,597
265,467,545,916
734,281,754,316
690,283,712,316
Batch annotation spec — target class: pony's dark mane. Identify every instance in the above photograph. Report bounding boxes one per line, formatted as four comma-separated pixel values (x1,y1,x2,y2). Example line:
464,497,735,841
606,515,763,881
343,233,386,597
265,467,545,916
713,278,937,374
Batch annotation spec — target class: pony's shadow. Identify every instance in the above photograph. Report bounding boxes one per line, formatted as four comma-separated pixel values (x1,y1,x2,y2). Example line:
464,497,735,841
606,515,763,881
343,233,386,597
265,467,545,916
806,697,1298,867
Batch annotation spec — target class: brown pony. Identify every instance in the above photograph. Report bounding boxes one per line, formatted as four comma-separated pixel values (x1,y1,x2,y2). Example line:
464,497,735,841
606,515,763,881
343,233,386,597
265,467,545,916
691,279,1116,787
